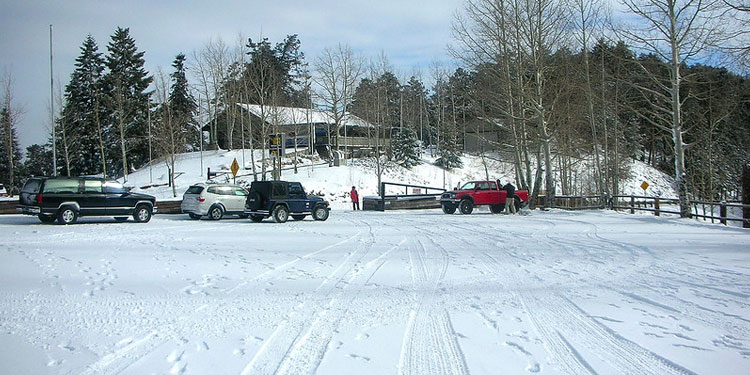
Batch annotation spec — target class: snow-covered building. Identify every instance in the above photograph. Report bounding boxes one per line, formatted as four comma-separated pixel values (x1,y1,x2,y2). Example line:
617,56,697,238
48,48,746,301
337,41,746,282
203,104,383,157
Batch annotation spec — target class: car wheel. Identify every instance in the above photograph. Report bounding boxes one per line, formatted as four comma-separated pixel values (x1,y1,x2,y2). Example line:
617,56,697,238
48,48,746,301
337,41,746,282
114,216,128,222
208,205,224,221
272,205,289,223
441,203,456,214
292,215,305,221
38,214,56,224
249,214,264,222
490,204,505,214
57,207,78,225
312,205,329,221
188,213,201,220
459,199,474,215
133,205,152,223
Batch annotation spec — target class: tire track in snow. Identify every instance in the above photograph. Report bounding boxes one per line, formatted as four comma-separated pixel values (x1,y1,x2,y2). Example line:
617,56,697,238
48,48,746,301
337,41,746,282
79,219,367,375
445,217,697,374
519,292,697,375
240,218,380,375
398,233,469,375
274,237,407,375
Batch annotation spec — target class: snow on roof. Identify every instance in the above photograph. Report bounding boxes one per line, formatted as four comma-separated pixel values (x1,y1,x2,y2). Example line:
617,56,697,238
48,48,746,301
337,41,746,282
237,103,374,128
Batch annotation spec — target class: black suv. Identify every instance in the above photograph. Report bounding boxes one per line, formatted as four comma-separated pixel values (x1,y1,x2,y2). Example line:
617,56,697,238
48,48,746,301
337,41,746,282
17,177,157,224
244,181,330,223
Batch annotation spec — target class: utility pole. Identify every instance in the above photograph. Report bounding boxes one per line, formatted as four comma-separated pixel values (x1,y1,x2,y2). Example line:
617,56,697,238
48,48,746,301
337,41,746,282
49,24,56,176
147,98,152,183
198,94,203,176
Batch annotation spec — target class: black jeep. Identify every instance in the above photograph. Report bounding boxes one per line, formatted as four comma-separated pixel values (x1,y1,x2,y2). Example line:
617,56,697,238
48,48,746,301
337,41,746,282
244,181,330,223
17,177,156,224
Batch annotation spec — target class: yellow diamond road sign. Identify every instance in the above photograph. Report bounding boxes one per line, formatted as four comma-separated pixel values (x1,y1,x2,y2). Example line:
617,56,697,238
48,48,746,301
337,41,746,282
641,181,649,191
230,158,240,177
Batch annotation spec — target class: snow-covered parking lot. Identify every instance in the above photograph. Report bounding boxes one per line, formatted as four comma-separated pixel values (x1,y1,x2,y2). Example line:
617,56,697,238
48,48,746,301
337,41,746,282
1,209,749,374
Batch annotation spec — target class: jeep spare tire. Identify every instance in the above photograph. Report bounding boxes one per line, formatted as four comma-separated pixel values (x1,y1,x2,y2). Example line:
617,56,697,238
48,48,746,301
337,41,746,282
246,191,262,210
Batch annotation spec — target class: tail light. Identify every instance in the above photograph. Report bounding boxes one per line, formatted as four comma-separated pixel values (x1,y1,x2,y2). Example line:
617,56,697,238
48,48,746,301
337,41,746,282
37,193,43,203
196,197,205,202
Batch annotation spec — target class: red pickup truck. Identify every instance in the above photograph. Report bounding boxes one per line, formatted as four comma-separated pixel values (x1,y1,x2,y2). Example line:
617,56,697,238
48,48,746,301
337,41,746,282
439,180,529,214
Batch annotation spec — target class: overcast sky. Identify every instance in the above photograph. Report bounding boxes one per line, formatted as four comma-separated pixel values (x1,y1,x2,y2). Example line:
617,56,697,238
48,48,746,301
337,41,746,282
0,0,463,150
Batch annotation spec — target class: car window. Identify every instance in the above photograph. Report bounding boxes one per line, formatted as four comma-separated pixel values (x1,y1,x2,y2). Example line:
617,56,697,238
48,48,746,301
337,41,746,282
185,186,204,194
83,180,103,193
460,182,476,190
43,179,80,194
207,186,218,194
288,183,304,196
233,187,248,196
22,179,42,193
103,181,127,194
219,187,234,195
477,182,490,190
272,183,287,198
489,182,497,190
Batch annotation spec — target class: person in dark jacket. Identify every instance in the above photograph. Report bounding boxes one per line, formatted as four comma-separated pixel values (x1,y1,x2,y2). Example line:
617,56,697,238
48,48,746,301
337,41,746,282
502,182,516,214
350,186,360,210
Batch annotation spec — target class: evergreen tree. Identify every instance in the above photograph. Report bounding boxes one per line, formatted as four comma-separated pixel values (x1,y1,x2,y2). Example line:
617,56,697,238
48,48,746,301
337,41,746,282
0,105,23,190
103,27,152,179
435,136,463,169
61,35,106,176
392,127,421,168
168,53,198,150
23,143,53,177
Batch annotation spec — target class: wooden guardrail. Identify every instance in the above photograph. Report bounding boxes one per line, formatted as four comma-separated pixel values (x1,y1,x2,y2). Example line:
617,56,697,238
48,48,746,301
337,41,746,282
0,199,18,214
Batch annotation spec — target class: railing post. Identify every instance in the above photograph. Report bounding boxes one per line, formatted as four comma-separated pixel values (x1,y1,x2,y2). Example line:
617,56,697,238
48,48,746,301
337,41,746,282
720,201,727,225
630,195,635,214
654,197,660,217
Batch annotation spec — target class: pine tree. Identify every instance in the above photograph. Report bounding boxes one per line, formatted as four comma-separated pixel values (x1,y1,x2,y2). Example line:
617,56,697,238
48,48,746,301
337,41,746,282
103,27,152,179
435,139,463,169
392,127,421,168
168,53,197,150
23,144,53,177
0,105,23,190
61,35,106,176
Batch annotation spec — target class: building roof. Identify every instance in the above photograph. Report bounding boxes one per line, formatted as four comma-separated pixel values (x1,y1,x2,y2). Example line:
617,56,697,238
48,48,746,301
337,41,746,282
236,103,374,128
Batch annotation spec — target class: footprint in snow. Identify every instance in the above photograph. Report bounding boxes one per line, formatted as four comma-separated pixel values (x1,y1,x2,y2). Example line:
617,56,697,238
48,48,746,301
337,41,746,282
169,361,187,375
346,353,370,361
167,349,184,363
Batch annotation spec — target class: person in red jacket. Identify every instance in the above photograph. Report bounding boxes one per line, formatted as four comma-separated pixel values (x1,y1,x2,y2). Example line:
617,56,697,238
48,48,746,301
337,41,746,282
350,186,360,210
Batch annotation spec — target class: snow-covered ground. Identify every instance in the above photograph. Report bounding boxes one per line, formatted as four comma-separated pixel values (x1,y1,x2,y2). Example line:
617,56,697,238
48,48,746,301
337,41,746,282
1,209,748,374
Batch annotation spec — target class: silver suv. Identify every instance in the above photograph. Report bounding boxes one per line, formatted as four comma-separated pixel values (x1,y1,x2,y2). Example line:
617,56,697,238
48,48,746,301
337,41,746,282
181,183,249,220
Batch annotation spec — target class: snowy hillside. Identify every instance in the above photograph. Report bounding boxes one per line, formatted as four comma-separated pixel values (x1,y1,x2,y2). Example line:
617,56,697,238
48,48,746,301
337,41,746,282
123,150,677,209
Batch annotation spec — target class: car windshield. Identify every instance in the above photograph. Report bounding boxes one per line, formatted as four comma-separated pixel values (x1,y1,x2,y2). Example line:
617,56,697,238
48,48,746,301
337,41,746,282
103,181,127,194
459,182,477,190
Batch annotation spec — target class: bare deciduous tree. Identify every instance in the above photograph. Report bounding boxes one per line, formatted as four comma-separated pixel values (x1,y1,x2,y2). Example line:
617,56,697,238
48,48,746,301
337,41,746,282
314,44,364,151
619,0,728,217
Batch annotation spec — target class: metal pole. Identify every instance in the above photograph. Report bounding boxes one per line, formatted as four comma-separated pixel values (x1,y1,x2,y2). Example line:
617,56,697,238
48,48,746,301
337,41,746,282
49,24,56,176
199,94,203,176
147,98,152,183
